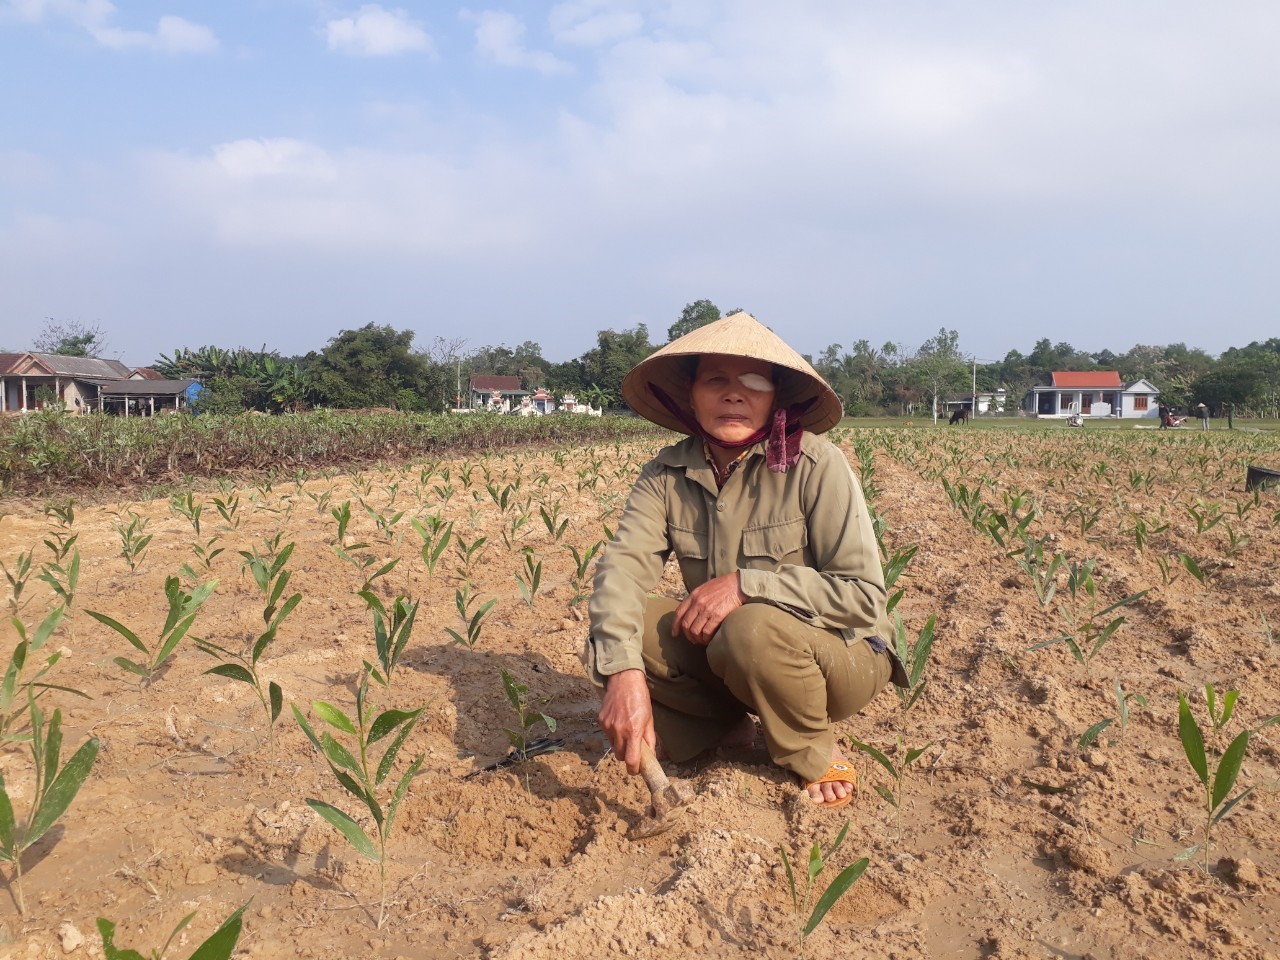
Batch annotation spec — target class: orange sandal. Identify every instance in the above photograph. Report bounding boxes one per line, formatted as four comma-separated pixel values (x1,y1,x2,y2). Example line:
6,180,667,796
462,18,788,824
803,761,857,809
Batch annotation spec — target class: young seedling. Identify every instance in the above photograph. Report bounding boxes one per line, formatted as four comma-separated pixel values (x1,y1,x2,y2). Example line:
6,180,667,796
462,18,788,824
238,540,299,625
453,534,488,583
1176,685,1280,872
362,501,406,544
847,734,932,842
1028,560,1147,672
179,537,225,583
515,550,542,610
335,546,400,596
1012,536,1065,610
196,557,297,747
892,611,935,714
114,511,153,574
539,503,569,542
359,594,418,688
1078,681,1147,749
2,606,88,743
0,696,100,914
500,668,557,763
779,821,869,960
567,540,603,607
37,548,80,622
87,577,218,686
445,585,496,649
170,490,203,536
212,492,242,529
98,902,249,960
292,671,426,929
3,548,36,615
410,515,452,577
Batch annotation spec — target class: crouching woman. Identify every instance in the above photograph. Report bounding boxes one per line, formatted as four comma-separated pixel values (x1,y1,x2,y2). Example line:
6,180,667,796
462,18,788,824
584,312,907,808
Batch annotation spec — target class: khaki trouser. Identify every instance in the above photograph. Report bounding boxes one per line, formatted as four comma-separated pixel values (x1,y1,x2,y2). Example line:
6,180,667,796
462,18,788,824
637,597,892,783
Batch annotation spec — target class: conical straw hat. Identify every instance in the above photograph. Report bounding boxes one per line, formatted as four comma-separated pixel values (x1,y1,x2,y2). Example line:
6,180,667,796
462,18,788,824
622,311,843,435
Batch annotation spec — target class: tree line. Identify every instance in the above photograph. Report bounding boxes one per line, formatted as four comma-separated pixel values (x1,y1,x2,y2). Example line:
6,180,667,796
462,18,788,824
19,307,1280,418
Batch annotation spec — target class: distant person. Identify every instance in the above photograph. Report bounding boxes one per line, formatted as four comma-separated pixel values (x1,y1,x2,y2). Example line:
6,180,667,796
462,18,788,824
1197,402,1210,431
1158,402,1170,429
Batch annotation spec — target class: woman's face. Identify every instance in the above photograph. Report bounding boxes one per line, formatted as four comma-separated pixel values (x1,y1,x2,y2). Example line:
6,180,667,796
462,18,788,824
690,355,776,444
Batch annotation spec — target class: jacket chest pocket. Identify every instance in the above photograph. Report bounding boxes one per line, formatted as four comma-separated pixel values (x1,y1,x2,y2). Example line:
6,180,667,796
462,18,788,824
669,525,709,560
742,517,807,562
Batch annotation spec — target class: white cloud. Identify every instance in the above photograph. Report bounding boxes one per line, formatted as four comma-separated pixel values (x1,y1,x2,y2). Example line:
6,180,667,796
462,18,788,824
212,139,338,181
4,0,217,52
549,0,642,46
467,10,571,75
326,5,433,57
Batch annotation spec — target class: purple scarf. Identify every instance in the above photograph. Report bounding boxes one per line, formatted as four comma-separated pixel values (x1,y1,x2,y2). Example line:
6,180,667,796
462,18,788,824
648,383,814,473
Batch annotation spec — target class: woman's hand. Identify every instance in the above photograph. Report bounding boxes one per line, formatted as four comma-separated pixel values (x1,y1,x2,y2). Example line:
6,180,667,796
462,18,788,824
673,572,747,646
598,669,655,775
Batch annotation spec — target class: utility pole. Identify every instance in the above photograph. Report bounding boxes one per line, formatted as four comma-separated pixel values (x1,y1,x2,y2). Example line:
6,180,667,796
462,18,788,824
972,357,977,417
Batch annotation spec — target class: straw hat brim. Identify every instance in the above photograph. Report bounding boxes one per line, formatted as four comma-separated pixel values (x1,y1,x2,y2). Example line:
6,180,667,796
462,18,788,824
622,312,843,435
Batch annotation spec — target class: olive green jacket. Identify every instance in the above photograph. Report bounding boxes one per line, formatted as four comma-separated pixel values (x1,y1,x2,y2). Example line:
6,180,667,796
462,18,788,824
587,432,894,683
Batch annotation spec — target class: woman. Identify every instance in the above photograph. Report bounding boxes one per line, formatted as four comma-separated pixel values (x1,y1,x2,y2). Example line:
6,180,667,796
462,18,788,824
585,311,905,808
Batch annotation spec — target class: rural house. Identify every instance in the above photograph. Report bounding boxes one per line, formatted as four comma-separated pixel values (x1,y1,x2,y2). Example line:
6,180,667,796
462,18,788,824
1024,372,1160,420
467,375,527,411
0,352,200,415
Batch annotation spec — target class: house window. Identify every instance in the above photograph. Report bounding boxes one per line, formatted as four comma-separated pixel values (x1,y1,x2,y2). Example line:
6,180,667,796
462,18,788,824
1134,396,1148,411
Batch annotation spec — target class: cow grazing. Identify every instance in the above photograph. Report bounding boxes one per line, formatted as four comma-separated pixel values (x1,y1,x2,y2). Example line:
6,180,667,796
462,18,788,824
949,409,970,425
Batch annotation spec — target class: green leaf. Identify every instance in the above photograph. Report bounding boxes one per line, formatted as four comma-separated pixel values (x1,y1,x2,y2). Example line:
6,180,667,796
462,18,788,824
1178,692,1209,787
1213,785,1255,825
86,610,146,653
43,708,64,795
312,700,357,735
904,744,931,766
206,664,255,685
369,707,422,746
847,737,897,779
306,800,380,862
873,784,898,807
375,711,422,786
806,840,823,884
292,704,323,752
1219,689,1240,728
385,754,424,838
158,911,197,959
1078,718,1114,750
30,606,66,651
780,848,798,912
27,737,100,848
0,773,15,853
96,918,150,960
155,612,199,667
824,820,851,859
804,857,869,936
1212,731,1251,811
113,657,148,678
269,683,283,724
320,733,362,775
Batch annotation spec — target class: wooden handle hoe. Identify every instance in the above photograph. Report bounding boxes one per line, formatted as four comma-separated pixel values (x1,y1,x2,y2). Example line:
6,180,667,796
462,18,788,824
629,741,695,840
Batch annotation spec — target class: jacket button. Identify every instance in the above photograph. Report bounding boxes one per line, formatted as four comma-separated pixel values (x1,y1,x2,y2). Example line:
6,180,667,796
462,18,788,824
716,502,726,512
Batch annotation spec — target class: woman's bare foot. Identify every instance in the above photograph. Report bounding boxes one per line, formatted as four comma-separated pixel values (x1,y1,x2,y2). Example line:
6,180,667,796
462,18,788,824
805,745,855,806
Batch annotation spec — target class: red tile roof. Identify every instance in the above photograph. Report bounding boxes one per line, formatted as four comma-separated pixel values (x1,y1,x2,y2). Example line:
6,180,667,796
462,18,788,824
470,375,522,392
1051,371,1122,388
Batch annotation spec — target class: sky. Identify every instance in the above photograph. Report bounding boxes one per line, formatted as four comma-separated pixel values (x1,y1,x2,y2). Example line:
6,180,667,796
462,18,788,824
2,1,1278,368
